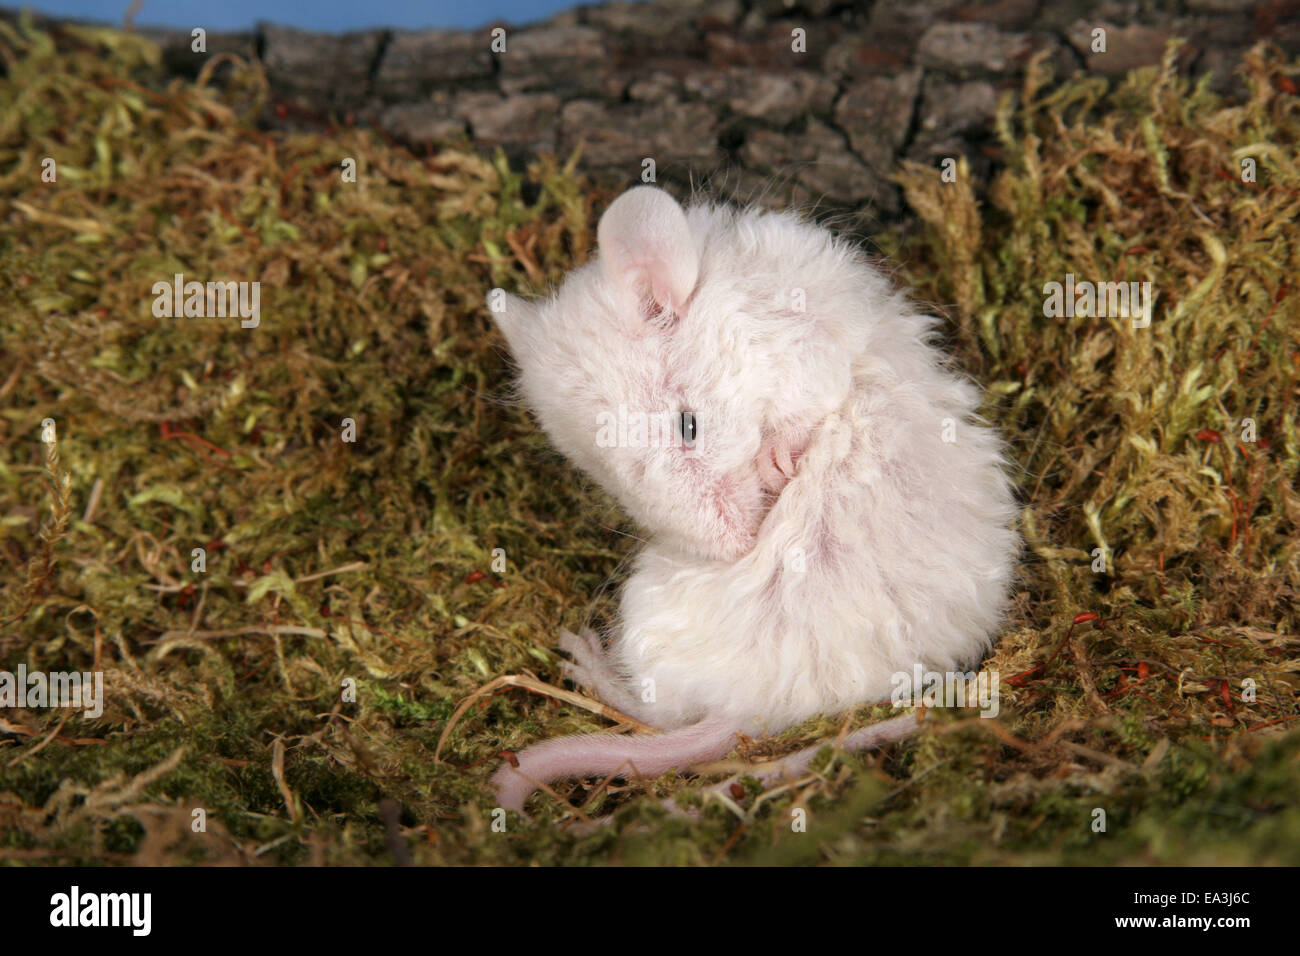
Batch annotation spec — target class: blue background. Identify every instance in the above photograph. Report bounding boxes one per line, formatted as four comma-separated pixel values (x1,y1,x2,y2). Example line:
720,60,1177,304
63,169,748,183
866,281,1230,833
17,1,580,32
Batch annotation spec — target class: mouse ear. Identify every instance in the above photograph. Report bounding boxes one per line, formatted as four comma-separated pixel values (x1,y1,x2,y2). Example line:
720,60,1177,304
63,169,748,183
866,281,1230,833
487,290,536,355
597,186,700,320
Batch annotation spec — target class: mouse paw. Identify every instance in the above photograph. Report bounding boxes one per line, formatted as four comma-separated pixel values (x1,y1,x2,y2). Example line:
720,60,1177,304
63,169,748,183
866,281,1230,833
756,427,808,494
558,626,606,672
558,627,604,692
559,657,596,690
558,627,644,716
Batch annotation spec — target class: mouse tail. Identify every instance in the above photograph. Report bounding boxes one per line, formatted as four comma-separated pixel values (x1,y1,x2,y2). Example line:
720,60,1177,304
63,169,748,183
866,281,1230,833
491,716,738,813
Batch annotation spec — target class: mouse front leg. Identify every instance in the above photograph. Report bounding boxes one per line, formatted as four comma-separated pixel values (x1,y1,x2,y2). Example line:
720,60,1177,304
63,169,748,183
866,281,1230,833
558,626,650,721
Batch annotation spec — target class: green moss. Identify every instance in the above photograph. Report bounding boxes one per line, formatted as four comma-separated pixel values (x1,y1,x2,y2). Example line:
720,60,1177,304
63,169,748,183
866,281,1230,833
1,17,1296,864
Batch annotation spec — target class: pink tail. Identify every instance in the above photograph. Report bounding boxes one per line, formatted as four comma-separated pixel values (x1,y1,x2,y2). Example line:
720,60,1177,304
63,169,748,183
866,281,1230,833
492,716,738,812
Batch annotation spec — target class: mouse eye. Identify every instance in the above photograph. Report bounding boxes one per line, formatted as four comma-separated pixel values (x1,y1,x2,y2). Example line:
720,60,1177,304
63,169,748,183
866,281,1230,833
680,411,697,448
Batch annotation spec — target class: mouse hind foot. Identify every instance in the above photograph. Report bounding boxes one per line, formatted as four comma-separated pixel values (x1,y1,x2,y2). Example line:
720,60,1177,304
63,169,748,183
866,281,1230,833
557,626,647,720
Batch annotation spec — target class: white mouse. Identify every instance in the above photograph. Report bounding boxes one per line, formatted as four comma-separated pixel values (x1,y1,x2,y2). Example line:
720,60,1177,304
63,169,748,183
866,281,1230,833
488,185,1019,813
